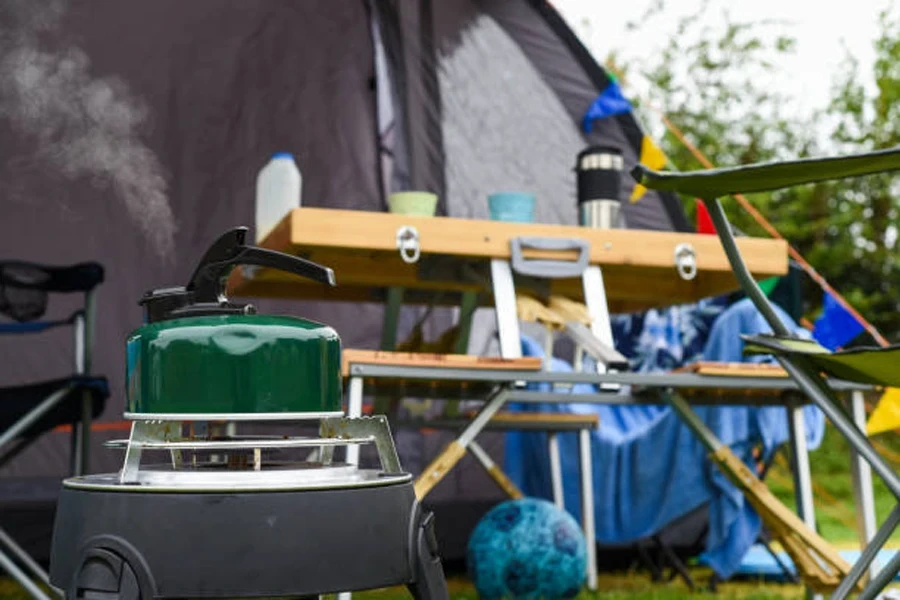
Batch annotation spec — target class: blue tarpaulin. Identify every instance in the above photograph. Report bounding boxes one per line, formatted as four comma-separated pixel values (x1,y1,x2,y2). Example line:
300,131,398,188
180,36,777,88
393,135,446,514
502,298,825,579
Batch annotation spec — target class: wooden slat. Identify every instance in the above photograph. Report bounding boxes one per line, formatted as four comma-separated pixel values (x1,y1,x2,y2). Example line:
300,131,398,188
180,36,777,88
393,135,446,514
488,412,599,427
341,349,542,377
676,361,789,378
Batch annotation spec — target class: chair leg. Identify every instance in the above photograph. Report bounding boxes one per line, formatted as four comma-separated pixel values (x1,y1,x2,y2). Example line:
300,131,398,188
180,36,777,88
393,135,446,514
0,437,33,471
636,541,663,581
0,527,54,600
653,536,695,590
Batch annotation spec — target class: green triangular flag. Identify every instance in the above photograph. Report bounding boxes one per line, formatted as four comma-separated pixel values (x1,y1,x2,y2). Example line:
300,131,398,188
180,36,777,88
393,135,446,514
758,277,779,297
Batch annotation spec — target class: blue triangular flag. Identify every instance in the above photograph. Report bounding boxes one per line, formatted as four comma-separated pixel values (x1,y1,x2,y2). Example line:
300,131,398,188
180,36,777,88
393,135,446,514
582,81,633,133
812,292,865,350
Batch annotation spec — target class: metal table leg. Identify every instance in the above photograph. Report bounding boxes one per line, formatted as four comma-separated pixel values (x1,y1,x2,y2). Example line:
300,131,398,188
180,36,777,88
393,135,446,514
548,432,565,509
579,428,598,591
346,376,364,466
787,406,820,600
848,390,879,579
490,259,522,360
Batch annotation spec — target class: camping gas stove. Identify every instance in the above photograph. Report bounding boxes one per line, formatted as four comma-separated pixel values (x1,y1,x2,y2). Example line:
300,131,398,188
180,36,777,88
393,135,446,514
48,228,447,600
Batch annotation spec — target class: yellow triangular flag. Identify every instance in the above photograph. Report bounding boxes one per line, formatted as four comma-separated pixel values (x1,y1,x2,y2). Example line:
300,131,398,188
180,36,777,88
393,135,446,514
630,135,668,202
866,387,900,436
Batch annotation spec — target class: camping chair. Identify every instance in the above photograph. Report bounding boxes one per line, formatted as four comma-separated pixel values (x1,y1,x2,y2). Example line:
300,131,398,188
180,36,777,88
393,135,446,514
633,146,900,600
0,261,109,600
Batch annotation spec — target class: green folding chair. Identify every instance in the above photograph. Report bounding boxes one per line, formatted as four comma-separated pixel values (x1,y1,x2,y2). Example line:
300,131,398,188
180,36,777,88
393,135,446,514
632,146,900,600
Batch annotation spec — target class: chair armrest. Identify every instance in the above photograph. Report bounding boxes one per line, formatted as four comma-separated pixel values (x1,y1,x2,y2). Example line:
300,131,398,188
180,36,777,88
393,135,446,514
0,262,104,293
631,147,900,198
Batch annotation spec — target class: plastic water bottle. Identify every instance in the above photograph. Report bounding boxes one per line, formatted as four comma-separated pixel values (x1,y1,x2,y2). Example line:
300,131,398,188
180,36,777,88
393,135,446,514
255,152,302,243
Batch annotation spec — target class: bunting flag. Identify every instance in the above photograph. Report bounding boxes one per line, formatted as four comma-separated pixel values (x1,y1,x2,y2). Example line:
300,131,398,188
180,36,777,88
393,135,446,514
695,199,716,234
630,135,668,202
812,292,865,351
867,387,900,436
757,277,779,297
582,78,633,133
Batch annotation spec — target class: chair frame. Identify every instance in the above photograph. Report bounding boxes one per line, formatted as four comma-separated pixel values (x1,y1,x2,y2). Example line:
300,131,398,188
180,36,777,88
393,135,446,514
0,267,100,600
634,146,900,600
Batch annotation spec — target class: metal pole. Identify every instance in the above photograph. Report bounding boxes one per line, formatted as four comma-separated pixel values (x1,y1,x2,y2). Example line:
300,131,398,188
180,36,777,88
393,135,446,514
0,527,51,586
830,504,900,600
548,433,564,510
346,377,364,466
579,428,598,591
778,357,900,500
786,407,816,532
80,290,96,474
786,406,819,600
856,545,900,600
848,390,879,579
0,549,53,600
0,387,73,450
490,259,523,360
704,198,791,336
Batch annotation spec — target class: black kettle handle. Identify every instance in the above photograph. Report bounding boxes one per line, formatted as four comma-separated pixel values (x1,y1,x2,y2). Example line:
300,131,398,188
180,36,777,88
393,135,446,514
186,227,335,303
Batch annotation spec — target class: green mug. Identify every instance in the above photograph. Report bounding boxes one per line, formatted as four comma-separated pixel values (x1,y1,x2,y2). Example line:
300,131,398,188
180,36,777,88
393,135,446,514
388,191,438,216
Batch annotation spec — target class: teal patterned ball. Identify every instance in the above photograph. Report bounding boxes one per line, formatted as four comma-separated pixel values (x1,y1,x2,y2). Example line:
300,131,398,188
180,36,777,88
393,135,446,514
467,498,587,599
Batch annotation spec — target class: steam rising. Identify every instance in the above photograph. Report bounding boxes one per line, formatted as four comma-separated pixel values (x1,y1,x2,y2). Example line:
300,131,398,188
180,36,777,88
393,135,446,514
0,0,176,256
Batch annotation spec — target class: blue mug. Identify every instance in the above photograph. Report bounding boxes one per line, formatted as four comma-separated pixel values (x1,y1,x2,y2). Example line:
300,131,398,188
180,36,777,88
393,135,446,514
488,192,536,223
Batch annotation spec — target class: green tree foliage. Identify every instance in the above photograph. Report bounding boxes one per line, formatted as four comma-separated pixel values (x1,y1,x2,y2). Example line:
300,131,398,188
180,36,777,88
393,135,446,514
615,1,900,341
826,8,900,340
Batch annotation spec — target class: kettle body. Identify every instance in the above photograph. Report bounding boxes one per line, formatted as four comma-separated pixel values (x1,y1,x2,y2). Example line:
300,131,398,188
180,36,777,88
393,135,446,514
126,314,342,418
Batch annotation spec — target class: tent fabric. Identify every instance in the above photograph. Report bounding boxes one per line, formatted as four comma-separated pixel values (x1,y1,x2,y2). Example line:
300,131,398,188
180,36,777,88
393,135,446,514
503,298,824,579
0,0,691,501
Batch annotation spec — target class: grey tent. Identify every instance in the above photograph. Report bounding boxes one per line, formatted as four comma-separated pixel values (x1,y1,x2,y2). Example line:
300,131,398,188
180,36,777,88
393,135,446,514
0,0,691,564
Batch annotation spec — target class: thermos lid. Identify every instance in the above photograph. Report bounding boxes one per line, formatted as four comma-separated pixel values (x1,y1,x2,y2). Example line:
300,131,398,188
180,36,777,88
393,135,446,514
575,146,624,172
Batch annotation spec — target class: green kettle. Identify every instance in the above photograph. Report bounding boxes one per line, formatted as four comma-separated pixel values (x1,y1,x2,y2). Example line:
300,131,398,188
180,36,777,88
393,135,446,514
125,227,342,420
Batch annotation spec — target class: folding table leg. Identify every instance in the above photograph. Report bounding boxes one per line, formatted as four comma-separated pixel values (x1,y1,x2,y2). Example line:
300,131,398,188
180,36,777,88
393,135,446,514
490,259,522,360
548,433,565,510
346,376,364,466
414,388,511,500
848,390,878,579
468,440,523,499
786,407,817,531
579,428,598,591
787,406,820,600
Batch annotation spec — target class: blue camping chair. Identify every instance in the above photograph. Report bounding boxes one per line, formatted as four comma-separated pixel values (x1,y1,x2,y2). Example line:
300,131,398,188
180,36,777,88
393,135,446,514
0,261,109,600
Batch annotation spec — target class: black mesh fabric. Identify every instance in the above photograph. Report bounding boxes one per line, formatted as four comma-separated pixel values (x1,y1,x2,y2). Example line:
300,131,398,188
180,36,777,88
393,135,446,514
0,264,49,322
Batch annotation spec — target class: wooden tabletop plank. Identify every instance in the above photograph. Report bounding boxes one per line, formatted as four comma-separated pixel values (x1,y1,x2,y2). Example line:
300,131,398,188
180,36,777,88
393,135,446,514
676,361,790,378
276,208,787,271
341,349,542,377
229,208,789,311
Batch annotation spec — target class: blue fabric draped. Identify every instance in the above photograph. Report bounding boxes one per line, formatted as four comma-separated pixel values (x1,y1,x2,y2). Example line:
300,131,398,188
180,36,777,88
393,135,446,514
502,298,824,579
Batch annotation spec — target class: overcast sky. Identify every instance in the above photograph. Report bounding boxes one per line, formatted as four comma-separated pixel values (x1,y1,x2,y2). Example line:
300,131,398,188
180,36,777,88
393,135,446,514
551,0,886,120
